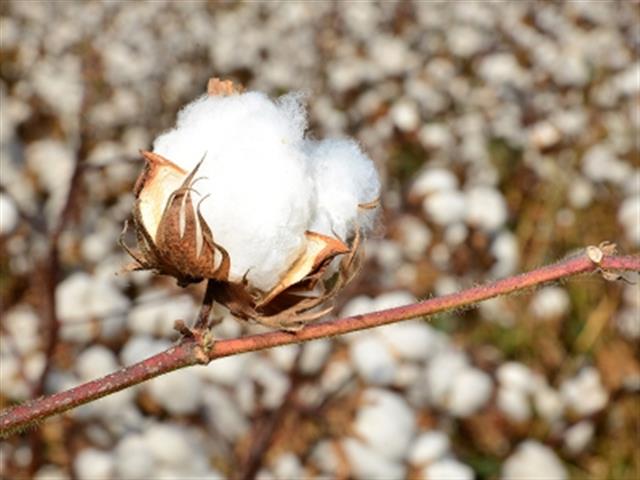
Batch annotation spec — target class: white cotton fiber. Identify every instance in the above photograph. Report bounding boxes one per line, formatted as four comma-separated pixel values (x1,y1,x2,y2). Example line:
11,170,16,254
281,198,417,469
152,90,380,292
308,139,380,239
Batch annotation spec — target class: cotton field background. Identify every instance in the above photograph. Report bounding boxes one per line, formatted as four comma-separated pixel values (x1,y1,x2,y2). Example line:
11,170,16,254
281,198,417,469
1,1,639,480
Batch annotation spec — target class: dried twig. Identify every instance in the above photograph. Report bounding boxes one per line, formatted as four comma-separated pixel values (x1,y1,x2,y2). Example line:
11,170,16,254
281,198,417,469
1,252,637,438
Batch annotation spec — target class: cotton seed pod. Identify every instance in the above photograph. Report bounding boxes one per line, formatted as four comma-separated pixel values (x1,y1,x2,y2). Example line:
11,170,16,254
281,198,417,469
121,78,380,330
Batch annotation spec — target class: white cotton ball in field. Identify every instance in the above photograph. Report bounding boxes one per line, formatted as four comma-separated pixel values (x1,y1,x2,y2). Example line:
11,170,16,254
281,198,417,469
447,367,493,417
114,434,155,480
409,431,451,466
497,362,535,393
0,192,19,235
350,334,397,385
560,367,608,416
501,441,567,480
497,386,532,422
422,458,474,480
341,438,406,480
147,369,203,415
352,388,416,460
74,448,114,480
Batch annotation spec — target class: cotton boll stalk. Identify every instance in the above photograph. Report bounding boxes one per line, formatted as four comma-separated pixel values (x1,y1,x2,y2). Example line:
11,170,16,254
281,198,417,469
124,78,380,330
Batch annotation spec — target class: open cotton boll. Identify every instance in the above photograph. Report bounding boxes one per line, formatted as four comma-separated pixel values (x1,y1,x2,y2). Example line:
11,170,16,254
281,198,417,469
152,92,314,291
341,438,406,480
501,441,567,480
129,80,381,330
307,138,380,240
353,388,416,461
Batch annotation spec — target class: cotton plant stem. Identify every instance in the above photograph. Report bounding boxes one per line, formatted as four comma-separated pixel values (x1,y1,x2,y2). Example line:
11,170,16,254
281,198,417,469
1,253,637,438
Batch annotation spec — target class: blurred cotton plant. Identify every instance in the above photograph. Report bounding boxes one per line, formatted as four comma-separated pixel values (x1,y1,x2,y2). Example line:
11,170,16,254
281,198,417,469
122,79,380,331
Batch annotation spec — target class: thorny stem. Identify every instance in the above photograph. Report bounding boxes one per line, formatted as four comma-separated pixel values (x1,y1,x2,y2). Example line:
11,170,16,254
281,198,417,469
1,253,638,438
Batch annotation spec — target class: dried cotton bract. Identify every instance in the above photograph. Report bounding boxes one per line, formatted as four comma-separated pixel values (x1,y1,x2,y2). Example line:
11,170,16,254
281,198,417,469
123,79,380,330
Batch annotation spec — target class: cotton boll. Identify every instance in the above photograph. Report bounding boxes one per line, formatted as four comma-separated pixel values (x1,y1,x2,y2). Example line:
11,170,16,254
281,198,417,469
377,321,447,362
560,367,608,416
423,190,467,226
422,458,474,480
0,192,19,235
419,124,454,150
0,353,30,399
533,383,564,423
390,98,420,131
373,290,417,310
501,441,567,480
563,421,594,454
409,431,451,466
444,223,468,246
618,194,640,245
490,231,520,278
56,272,130,343
308,138,380,240
353,388,416,460
339,294,375,318
115,434,155,480
464,186,508,232
198,352,253,386
251,359,291,409
394,363,423,389
144,423,193,468
411,168,459,198
373,240,404,271
530,287,571,319
74,448,114,480
25,139,75,223
147,369,203,415
396,215,432,260
497,362,534,393
299,339,332,375
34,465,70,480
447,367,493,417
202,385,249,441
341,438,406,480
272,453,304,479
321,360,354,394
310,440,340,475
120,335,171,366
76,345,119,381
616,307,640,340
153,92,314,291
350,335,397,385
3,306,40,354
426,350,469,406
497,387,531,422
567,177,594,209
269,344,300,371
582,144,630,185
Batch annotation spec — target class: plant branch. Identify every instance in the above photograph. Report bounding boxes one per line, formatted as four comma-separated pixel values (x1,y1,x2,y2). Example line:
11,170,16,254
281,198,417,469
1,252,638,438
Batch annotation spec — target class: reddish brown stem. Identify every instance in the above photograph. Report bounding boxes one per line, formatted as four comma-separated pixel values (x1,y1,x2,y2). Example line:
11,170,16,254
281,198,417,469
1,253,637,438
